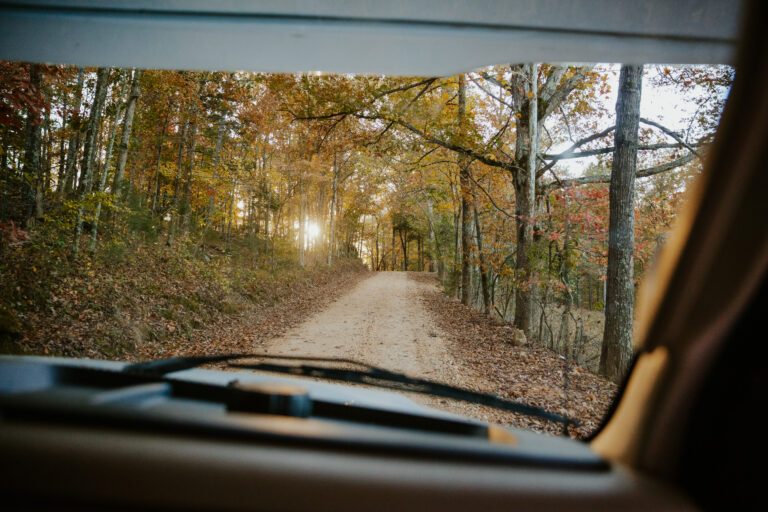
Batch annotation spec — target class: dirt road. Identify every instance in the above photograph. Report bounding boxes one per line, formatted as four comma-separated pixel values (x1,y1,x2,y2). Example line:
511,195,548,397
264,271,452,380
262,270,616,437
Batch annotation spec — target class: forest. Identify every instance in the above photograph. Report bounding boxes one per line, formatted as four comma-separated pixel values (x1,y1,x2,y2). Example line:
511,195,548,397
0,61,731,385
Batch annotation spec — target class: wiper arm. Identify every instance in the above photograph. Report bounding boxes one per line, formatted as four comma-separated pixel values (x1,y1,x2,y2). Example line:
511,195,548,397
124,353,575,428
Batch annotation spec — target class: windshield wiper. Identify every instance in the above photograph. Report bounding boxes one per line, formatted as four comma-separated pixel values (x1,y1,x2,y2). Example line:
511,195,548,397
124,353,576,428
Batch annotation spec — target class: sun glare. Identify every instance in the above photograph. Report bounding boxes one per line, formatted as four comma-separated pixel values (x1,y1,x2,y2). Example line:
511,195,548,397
307,222,321,241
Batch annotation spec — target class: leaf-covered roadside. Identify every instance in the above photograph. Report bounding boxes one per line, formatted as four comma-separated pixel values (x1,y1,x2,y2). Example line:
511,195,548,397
0,238,367,361
410,273,616,439
137,259,368,361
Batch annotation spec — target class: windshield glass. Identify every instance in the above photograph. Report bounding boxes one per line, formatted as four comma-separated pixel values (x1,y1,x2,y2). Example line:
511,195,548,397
0,61,732,438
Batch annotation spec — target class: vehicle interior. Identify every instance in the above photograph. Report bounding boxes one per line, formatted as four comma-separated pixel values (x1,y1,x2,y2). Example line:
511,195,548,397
1,1,765,510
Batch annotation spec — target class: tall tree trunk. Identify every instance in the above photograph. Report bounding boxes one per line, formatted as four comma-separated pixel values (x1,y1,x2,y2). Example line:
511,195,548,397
264,151,272,254
22,64,43,226
474,205,491,315
181,96,199,233
73,66,110,257
112,69,142,201
418,235,423,271
37,109,51,218
374,221,380,270
226,180,235,252
453,203,460,294
425,199,443,278
77,67,110,196
298,171,305,266
166,120,188,247
391,225,396,270
458,74,472,306
600,65,643,382
59,67,85,199
399,228,408,271
512,63,538,336
327,152,338,266
200,115,226,249
151,111,170,212
90,71,129,252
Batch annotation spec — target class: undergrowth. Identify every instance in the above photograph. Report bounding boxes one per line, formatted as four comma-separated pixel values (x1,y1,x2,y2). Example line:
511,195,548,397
0,226,366,359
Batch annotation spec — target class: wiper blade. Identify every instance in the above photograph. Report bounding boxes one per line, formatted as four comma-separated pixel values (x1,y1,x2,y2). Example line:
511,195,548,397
124,353,576,428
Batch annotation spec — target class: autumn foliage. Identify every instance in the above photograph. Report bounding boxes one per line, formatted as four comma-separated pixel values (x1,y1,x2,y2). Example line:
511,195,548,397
0,61,731,377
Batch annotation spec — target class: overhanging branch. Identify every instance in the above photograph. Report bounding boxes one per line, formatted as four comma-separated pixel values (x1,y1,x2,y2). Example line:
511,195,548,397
543,151,698,190
541,141,702,160
640,117,702,158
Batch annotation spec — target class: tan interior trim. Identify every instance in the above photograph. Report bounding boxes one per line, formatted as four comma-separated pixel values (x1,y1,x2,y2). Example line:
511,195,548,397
592,0,768,477
591,346,668,464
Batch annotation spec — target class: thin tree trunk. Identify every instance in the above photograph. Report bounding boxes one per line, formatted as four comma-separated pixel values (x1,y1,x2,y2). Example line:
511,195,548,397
112,69,142,201
399,228,408,271
166,120,188,247
36,109,51,218
298,171,305,266
264,151,272,255
200,115,226,249
152,111,170,213
327,152,338,266
226,180,235,252
182,96,199,233
77,67,110,196
89,71,129,252
600,64,643,382
375,221,380,270
22,64,43,226
73,67,109,257
57,90,68,194
426,199,443,278
418,235,423,271
59,67,85,199
453,203,460,293
392,225,396,270
474,205,491,315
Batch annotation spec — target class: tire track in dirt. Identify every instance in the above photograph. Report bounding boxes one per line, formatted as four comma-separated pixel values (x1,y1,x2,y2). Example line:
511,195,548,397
264,272,453,383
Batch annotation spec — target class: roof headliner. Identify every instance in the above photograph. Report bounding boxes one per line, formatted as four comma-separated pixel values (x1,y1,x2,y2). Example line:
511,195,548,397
0,1,742,74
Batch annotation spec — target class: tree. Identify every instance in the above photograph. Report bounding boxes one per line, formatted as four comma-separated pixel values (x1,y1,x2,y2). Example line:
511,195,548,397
58,67,84,199
290,67,592,335
600,65,643,382
21,64,43,225
0,61,729,369
73,66,110,257
457,75,472,305
112,69,142,200
89,70,130,252
77,67,110,196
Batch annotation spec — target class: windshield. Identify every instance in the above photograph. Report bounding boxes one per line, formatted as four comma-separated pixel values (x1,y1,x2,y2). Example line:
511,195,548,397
0,61,732,438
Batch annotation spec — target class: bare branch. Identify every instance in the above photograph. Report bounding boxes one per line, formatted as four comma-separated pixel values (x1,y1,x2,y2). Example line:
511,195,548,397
467,170,514,218
292,109,350,121
541,141,702,160
558,104,575,143
293,77,439,122
357,113,519,175
315,114,348,152
374,77,439,99
536,125,615,178
640,117,702,157
543,151,698,189
478,71,507,92
469,75,514,109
